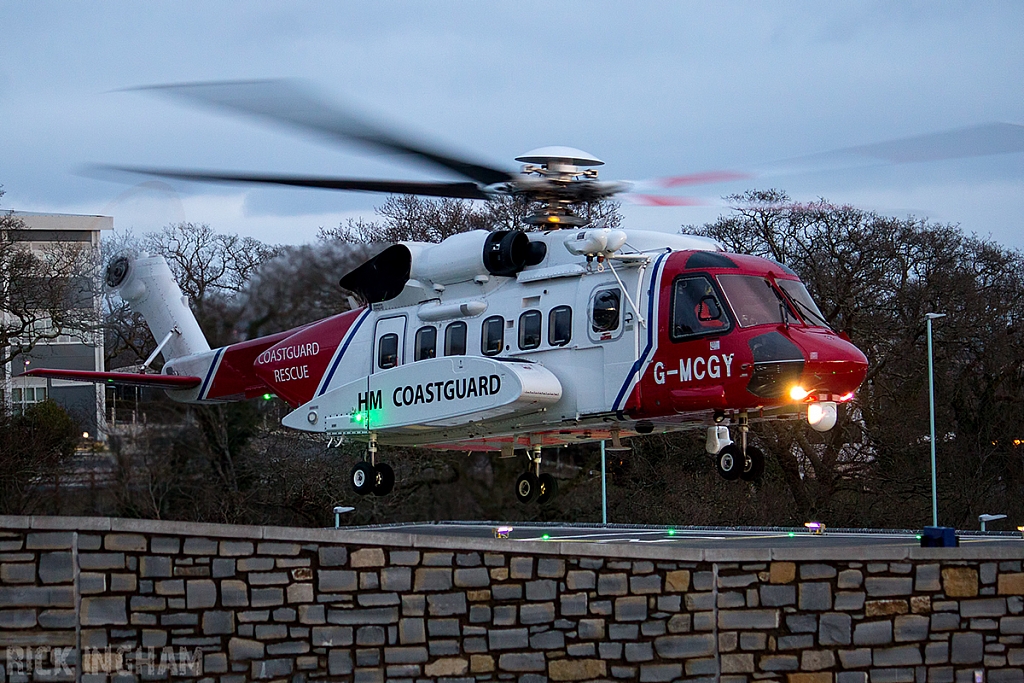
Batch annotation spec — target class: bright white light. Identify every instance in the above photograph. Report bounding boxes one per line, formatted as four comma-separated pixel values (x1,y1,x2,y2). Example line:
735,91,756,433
82,431,90,439
789,385,810,401
807,402,838,432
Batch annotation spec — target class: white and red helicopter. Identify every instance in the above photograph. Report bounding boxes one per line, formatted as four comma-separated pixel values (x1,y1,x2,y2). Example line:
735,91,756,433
29,81,875,503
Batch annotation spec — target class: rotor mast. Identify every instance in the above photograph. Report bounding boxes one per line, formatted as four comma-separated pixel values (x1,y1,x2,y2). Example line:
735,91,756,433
515,146,607,228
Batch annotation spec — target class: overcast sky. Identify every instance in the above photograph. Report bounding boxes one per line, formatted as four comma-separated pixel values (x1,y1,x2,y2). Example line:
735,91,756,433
2,2,1022,248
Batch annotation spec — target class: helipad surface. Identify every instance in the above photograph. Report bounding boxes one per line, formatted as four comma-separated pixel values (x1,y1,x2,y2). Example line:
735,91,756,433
351,522,1023,550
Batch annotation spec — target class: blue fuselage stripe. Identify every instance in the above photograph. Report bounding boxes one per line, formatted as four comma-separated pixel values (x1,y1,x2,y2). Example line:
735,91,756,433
612,251,668,412
198,348,224,399
318,308,370,396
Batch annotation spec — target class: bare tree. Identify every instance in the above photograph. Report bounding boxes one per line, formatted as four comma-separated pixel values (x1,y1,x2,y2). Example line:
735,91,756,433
320,195,623,244
0,188,100,370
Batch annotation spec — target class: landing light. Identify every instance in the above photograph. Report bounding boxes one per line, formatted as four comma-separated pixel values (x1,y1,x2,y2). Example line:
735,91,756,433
838,391,856,403
789,385,810,401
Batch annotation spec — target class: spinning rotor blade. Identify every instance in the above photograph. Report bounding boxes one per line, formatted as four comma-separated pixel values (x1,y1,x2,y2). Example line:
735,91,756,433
132,80,515,187
101,166,492,200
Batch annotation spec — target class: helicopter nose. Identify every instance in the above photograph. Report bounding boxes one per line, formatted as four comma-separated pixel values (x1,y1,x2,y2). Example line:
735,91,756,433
787,329,869,402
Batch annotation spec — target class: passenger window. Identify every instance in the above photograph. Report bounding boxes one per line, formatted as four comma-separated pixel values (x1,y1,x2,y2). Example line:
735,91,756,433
549,306,572,346
415,326,437,361
481,316,504,356
518,310,542,350
591,288,621,333
671,275,731,340
378,333,399,369
444,321,467,356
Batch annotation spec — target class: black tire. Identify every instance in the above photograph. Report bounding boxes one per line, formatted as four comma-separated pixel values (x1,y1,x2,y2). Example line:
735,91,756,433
516,472,538,504
351,462,375,495
373,463,395,496
537,473,559,505
715,444,743,481
740,446,766,482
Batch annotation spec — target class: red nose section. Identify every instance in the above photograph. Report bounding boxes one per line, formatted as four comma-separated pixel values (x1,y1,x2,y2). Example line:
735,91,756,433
794,328,869,398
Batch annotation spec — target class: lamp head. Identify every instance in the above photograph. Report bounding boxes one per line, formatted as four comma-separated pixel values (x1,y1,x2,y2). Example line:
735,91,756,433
925,313,947,320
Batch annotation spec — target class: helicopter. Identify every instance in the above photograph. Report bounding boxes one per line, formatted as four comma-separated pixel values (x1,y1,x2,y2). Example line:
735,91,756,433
28,80,875,504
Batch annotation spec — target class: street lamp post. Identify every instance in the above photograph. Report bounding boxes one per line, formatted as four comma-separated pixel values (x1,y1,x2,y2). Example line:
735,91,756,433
926,312,946,528
600,440,608,525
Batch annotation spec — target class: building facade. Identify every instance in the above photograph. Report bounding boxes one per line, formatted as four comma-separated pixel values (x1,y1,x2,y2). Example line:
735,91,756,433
4,211,111,438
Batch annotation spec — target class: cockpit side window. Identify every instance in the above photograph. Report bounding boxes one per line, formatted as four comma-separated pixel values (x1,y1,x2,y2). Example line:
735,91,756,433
717,274,788,328
671,275,731,341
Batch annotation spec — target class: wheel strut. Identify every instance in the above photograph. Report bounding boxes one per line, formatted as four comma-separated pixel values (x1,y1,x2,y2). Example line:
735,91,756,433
367,432,378,467
531,444,542,478
738,412,749,457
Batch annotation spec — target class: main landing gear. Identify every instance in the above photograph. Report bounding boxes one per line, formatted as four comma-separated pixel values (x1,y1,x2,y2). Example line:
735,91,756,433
707,412,765,483
515,444,558,505
351,434,395,496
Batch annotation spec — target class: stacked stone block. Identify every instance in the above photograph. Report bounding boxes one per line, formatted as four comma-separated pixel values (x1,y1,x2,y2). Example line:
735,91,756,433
1,516,1023,682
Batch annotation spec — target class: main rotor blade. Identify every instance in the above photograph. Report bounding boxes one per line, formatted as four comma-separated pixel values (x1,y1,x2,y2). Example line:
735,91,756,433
131,80,515,187
103,166,493,200
640,122,1024,192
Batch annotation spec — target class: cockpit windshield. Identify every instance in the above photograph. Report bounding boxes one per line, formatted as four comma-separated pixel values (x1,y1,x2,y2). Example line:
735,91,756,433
777,279,830,328
717,275,786,328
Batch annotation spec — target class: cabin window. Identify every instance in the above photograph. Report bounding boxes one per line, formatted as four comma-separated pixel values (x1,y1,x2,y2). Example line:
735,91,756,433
444,321,467,356
549,306,572,346
378,333,399,369
671,275,731,340
518,310,542,350
591,288,621,333
481,316,504,356
415,326,437,361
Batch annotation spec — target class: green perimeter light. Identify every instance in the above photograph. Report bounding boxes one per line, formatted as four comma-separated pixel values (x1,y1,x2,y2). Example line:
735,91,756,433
542,534,550,540
788,532,796,537
667,529,676,536
263,393,273,400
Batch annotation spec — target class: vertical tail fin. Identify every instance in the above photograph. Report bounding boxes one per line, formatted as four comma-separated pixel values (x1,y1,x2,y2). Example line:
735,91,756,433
106,255,211,361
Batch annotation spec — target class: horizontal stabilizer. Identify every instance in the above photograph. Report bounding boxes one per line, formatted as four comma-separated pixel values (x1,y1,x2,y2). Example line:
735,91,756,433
24,368,202,390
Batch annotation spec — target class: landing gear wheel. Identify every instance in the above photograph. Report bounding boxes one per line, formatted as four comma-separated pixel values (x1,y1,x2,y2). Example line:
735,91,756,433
351,462,375,495
372,463,395,496
740,446,765,482
516,472,538,504
715,444,743,481
537,473,558,505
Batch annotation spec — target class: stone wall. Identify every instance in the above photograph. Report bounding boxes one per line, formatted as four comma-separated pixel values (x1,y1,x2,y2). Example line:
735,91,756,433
1,516,1024,683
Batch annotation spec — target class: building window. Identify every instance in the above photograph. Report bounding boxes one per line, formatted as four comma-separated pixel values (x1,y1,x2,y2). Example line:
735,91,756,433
378,333,399,369
444,322,467,356
414,326,437,361
549,306,572,346
481,316,504,356
518,310,542,350
11,385,47,416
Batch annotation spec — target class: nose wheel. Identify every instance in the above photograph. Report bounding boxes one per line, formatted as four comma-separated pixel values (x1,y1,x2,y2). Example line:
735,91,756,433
351,434,395,496
708,414,765,483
